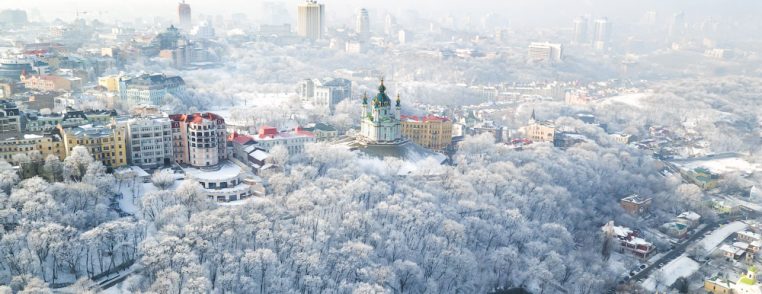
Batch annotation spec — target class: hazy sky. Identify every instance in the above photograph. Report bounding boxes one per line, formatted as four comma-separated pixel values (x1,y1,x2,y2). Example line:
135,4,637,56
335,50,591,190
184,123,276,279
4,0,760,27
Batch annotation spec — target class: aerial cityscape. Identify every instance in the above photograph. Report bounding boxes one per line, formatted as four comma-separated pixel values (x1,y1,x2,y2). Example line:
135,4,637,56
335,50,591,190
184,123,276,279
0,0,760,293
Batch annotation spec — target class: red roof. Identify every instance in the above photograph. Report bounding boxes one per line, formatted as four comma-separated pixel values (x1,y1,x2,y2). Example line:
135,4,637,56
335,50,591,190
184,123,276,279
228,132,255,144
401,114,450,123
258,126,278,139
169,112,225,124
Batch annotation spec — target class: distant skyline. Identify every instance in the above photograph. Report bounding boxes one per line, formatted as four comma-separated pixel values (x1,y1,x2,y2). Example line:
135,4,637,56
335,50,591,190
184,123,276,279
3,0,760,27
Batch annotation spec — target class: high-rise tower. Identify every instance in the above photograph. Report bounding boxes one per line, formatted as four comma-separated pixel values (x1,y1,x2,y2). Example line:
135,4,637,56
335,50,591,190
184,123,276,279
573,16,588,44
178,1,191,30
356,8,370,37
297,0,325,40
593,17,611,50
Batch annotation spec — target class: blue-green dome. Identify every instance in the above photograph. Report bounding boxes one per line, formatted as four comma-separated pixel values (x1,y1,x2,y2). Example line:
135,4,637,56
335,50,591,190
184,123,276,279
372,79,392,107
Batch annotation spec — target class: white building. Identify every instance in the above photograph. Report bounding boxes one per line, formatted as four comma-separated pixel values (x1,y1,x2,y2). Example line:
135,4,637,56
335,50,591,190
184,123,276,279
593,18,611,50
297,0,325,40
314,78,351,112
360,80,402,144
183,161,261,202
255,126,316,155
528,42,563,63
356,8,370,37
572,16,587,44
125,116,173,169
119,73,185,106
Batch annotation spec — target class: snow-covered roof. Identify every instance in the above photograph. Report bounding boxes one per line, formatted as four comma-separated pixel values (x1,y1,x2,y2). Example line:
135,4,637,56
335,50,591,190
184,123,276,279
739,231,762,241
183,161,243,182
250,149,269,161
719,244,745,256
734,242,750,250
678,211,701,221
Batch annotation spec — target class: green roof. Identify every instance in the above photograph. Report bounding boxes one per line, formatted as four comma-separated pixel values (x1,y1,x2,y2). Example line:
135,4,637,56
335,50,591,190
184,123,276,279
739,276,755,285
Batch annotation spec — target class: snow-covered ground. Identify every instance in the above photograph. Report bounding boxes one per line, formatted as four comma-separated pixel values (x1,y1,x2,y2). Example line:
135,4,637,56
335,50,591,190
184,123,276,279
699,221,748,251
641,221,748,291
597,93,651,109
118,181,158,214
642,256,700,291
677,156,762,175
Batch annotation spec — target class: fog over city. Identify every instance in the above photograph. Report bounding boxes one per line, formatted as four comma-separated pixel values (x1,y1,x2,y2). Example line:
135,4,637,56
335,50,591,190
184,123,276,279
0,0,761,293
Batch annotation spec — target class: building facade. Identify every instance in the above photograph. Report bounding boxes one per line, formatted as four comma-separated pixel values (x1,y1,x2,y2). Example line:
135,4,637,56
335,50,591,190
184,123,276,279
119,73,185,106
297,0,325,40
524,113,556,143
356,8,370,37
314,78,351,112
255,126,316,155
21,74,82,92
593,18,611,49
528,42,563,63
400,115,453,150
0,101,21,140
0,134,65,162
620,194,653,215
178,1,192,30
126,117,174,169
60,123,128,167
169,112,227,167
360,80,402,144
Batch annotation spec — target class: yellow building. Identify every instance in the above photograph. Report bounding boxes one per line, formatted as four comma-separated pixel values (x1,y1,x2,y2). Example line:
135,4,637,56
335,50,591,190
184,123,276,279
21,74,82,92
0,134,66,162
525,121,556,143
60,122,127,167
400,115,453,150
524,110,557,143
97,75,121,92
705,277,734,294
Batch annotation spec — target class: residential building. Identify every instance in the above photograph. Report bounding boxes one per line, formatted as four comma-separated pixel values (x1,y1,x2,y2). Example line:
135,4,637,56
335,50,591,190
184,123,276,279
126,117,174,169
21,74,82,92
0,101,21,139
610,133,633,144
60,123,128,167
720,243,746,260
676,211,701,228
119,73,185,106
359,80,402,144
0,134,65,162
301,122,338,141
297,0,325,40
620,194,653,215
602,221,656,259
527,42,563,63
169,112,227,167
400,115,453,150
255,126,316,155
738,231,762,244
660,222,689,239
314,78,351,112
553,132,588,148
593,18,611,49
98,75,121,92
565,90,593,105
